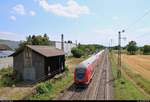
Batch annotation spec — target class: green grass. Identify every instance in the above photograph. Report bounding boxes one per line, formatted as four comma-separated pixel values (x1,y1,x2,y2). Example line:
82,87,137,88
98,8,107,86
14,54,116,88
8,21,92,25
109,52,149,100
29,66,73,100
0,67,19,87
112,50,127,54
0,67,13,76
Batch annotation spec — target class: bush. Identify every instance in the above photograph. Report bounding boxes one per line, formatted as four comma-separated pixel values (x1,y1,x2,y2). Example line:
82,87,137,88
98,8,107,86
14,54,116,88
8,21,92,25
65,65,69,72
71,47,83,58
0,67,13,76
0,67,19,87
0,74,19,87
143,45,150,55
36,82,52,94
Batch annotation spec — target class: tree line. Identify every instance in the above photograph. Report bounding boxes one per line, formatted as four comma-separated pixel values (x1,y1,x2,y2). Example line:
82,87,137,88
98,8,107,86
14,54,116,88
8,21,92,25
71,44,105,58
110,41,150,55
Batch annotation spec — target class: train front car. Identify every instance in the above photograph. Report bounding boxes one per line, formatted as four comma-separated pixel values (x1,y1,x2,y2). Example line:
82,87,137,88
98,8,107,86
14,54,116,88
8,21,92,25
74,55,97,84
74,50,105,85
74,64,90,84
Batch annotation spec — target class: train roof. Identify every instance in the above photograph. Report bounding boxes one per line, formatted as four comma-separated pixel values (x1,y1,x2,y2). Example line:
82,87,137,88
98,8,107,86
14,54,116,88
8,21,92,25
76,50,104,69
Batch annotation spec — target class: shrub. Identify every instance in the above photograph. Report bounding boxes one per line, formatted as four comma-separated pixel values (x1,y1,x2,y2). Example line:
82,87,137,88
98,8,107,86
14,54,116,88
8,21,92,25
0,67,13,76
0,74,19,87
36,82,52,94
64,65,69,72
0,67,19,87
71,47,83,58
143,45,150,55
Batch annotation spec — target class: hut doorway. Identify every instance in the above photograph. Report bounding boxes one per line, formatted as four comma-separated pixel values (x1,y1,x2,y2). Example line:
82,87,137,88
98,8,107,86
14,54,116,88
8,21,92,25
48,66,51,76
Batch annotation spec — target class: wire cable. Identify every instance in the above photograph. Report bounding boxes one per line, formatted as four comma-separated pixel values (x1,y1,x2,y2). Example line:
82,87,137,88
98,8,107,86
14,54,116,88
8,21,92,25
125,9,150,31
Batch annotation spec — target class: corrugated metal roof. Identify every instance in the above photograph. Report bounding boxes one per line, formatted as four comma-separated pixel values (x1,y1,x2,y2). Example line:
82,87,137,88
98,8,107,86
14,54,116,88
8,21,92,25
10,45,65,57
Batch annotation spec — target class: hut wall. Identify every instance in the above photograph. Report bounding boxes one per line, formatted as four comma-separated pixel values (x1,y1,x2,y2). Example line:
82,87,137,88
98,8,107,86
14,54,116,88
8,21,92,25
14,51,24,80
32,51,45,81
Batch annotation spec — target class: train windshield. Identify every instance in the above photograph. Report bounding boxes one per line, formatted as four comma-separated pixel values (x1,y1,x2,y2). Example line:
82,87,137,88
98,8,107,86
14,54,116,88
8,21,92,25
76,68,86,81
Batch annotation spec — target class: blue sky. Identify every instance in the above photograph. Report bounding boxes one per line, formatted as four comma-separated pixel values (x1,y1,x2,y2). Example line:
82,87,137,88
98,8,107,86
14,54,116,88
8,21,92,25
0,0,150,46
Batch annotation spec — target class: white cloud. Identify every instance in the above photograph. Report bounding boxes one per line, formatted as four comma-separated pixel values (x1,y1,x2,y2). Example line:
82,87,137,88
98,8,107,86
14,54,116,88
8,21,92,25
10,15,16,21
11,4,36,17
12,4,26,15
0,31,17,35
94,28,116,35
92,28,130,46
112,16,119,20
137,27,150,33
37,0,90,18
29,10,36,16
0,31,25,41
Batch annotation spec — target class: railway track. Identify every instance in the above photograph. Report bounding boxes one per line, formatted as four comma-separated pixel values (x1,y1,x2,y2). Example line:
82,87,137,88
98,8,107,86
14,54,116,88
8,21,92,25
55,50,113,100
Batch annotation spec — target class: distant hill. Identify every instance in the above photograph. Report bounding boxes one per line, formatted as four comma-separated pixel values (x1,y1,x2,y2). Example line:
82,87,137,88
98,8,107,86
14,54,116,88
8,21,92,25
0,39,19,50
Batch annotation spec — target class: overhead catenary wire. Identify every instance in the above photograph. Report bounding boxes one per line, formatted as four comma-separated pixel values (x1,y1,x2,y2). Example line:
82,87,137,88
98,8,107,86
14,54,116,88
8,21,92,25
115,8,150,78
125,8,150,31
120,8,150,41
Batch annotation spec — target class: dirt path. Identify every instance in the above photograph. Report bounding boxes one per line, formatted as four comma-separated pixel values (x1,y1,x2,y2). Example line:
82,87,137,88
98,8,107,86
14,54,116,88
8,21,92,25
55,50,114,100
0,87,33,100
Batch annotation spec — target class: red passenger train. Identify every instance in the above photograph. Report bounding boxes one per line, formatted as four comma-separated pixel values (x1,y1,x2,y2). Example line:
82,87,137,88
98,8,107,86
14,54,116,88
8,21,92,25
74,50,104,84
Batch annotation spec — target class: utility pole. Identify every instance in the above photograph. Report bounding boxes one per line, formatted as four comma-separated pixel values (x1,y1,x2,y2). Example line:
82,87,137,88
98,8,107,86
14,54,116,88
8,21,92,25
118,31,121,78
117,30,125,78
109,39,113,52
75,40,78,46
61,34,64,51
110,39,113,47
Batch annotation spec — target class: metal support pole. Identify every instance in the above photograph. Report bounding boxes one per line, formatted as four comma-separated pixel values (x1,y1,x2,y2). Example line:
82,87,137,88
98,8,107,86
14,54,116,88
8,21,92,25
117,31,121,78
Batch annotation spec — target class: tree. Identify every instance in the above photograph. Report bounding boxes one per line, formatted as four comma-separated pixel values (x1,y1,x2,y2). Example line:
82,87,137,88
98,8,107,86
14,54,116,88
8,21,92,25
127,41,138,55
143,45,150,55
26,35,32,45
71,47,83,58
77,44,104,56
112,46,119,50
18,34,50,49
43,34,49,45
68,40,72,43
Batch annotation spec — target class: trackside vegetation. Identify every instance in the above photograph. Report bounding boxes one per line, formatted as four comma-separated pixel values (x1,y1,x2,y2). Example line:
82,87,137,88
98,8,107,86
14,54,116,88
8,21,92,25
29,66,73,100
71,44,104,58
109,52,149,100
0,67,19,87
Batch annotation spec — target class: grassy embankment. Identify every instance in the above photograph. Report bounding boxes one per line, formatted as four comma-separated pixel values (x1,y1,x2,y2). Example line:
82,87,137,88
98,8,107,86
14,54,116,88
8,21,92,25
109,51,150,100
0,67,32,100
121,56,150,97
0,67,18,87
29,56,86,100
